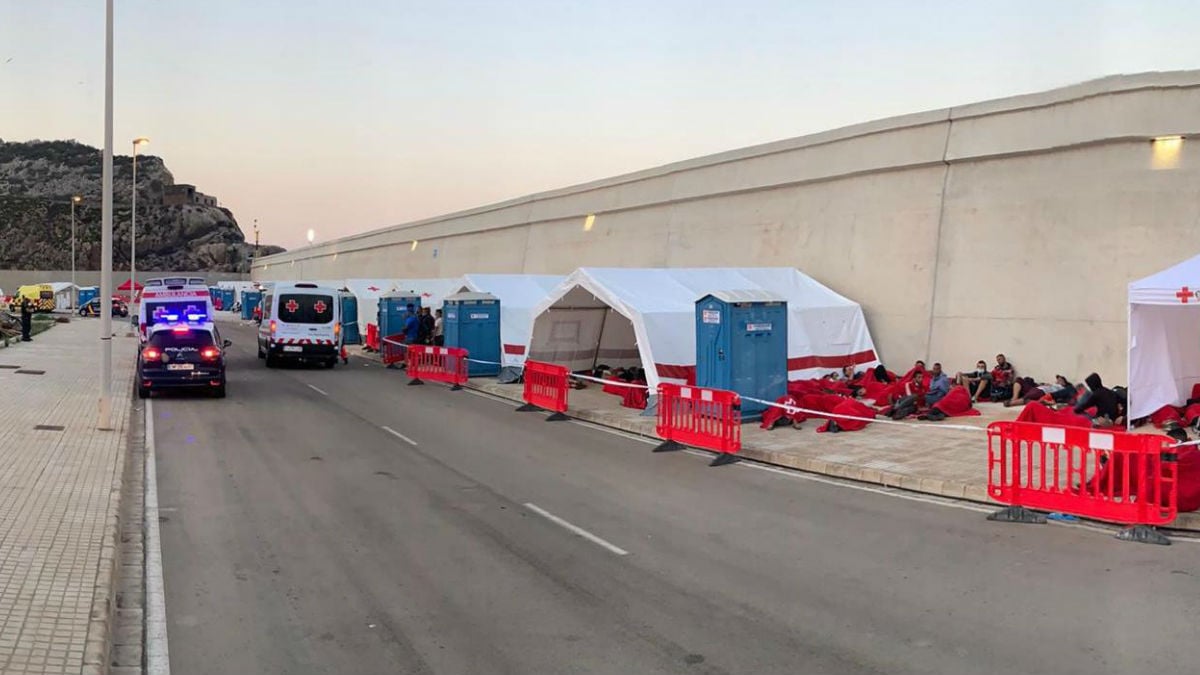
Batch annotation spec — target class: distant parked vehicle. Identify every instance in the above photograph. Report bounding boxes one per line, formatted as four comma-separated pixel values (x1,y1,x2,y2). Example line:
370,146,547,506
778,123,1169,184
78,296,129,318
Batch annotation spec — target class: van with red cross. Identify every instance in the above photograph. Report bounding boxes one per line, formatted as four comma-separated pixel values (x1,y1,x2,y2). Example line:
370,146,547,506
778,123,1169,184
257,282,342,368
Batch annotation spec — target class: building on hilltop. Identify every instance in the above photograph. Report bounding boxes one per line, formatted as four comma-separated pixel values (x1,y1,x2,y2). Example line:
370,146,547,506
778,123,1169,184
162,184,218,207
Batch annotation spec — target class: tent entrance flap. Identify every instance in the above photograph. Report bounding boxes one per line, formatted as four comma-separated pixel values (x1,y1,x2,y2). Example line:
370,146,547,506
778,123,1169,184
528,286,641,373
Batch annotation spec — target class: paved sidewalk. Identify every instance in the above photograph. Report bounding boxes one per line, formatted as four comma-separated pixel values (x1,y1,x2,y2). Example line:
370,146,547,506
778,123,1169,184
462,375,1200,533
0,318,138,675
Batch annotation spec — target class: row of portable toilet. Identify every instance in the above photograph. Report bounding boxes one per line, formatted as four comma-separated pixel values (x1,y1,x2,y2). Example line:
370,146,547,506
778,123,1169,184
208,287,236,311
347,286,787,418
375,291,501,376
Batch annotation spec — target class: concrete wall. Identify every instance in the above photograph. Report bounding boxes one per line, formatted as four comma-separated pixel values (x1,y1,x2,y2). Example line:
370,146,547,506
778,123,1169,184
254,71,1200,384
0,270,248,294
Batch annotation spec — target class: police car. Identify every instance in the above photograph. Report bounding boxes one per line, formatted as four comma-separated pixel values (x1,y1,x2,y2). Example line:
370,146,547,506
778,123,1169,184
137,322,230,398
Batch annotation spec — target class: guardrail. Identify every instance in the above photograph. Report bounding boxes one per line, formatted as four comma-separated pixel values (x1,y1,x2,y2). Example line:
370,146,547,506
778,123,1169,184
654,383,742,466
986,421,1178,544
406,345,468,389
516,360,570,421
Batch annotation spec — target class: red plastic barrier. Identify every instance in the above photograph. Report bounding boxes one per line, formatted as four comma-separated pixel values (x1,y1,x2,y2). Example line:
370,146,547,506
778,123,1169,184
365,323,380,351
520,360,570,417
406,344,468,388
656,383,741,464
987,421,1178,529
381,334,407,366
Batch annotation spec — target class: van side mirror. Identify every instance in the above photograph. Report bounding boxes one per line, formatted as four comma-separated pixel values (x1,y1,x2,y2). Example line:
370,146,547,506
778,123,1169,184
223,339,232,348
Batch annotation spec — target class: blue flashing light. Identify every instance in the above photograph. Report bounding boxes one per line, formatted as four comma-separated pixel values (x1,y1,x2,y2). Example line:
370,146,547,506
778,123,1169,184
186,313,204,322
163,314,180,321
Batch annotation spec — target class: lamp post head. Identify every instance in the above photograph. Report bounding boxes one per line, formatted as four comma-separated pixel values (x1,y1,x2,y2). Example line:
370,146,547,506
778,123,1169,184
306,229,315,244
133,136,150,147
72,195,82,204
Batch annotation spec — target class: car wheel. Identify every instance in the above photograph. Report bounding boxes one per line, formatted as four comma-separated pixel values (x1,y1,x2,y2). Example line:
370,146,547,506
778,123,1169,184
324,358,336,369
138,385,150,399
214,383,227,398
265,353,278,368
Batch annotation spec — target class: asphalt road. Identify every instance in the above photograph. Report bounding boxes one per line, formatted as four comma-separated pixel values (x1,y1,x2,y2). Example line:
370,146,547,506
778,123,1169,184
153,321,1200,675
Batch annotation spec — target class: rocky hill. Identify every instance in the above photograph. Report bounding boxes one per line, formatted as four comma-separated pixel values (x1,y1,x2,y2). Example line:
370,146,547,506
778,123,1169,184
0,139,284,271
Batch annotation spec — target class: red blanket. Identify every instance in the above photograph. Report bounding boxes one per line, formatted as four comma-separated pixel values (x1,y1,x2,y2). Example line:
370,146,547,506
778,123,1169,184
817,398,878,432
1089,447,1200,513
1015,402,1093,428
601,377,648,410
932,385,981,417
760,395,803,429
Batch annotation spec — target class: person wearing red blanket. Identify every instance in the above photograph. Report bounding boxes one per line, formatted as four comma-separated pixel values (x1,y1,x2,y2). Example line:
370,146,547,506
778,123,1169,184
1015,400,1093,428
987,354,1015,401
920,385,981,420
818,397,879,433
882,369,927,420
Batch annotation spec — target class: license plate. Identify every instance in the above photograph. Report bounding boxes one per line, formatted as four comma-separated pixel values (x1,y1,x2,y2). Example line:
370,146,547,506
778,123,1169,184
167,363,194,371
283,345,302,353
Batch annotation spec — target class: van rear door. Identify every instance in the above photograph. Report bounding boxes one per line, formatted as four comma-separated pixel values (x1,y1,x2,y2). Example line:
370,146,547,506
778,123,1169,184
275,292,336,346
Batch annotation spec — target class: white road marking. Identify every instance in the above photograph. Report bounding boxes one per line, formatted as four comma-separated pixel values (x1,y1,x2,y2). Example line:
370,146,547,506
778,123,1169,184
381,425,418,446
306,383,329,396
145,399,171,674
523,502,630,556
462,388,521,407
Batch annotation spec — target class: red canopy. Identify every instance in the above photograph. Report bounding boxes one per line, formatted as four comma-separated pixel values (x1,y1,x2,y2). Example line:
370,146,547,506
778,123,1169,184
117,279,144,291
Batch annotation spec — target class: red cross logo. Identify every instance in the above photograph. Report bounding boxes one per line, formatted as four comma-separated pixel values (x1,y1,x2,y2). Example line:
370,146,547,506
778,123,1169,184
285,299,299,313
313,300,327,314
1177,287,1196,304
367,286,380,292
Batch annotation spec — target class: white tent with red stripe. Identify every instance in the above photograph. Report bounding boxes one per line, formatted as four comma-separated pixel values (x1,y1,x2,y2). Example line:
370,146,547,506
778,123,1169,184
526,267,878,391
1127,253,1200,422
344,279,401,334
458,274,565,368
390,278,467,312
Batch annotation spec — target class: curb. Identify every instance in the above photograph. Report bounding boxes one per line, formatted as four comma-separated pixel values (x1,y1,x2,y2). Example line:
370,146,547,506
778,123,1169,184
458,379,1200,533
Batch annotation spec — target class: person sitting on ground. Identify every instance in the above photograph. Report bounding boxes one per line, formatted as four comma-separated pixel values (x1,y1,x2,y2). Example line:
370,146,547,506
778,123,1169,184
988,354,1015,401
1003,375,1074,407
900,360,926,383
1073,373,1122,427
887,369,927,420
925,363,951,407
957,360,991,402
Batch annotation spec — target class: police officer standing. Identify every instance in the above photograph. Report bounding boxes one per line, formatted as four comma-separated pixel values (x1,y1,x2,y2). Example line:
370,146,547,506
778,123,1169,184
19,296,33,342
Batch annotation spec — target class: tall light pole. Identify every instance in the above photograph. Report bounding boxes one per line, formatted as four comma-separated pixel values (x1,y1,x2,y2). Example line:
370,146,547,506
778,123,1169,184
71,195,82,308
98,0,115,429
129,136,149,333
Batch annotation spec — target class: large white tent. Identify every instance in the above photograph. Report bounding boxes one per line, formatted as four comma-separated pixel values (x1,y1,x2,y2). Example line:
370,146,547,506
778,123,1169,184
1128,253,1200,421
390,278,466,312
526,267,879,391
458,274,564,368
344,278,400,334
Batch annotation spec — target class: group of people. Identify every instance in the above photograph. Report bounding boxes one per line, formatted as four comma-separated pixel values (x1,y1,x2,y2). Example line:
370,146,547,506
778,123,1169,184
764,352,1129,432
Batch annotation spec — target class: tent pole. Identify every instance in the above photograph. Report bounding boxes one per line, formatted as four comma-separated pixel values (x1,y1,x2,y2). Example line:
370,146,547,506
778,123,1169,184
1126,300,1132,431
592,307,609,372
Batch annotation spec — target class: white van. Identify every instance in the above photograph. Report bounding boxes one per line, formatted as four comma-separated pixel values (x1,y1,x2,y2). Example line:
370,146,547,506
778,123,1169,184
138,277,216,342
257,282,341,368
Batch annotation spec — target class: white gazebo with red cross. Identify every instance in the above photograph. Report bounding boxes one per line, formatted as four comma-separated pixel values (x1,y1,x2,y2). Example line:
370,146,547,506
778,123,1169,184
1127,252,1200,422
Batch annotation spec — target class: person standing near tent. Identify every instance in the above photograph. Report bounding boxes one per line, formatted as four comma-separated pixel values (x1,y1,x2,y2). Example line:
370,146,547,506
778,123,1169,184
418,307,434,345
433,309,444,347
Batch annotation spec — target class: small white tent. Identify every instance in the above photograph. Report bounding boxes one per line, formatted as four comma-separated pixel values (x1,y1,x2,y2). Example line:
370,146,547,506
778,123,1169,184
526,267,879,391
459,274,564,368
48,282,78,310
1128,253,1200,421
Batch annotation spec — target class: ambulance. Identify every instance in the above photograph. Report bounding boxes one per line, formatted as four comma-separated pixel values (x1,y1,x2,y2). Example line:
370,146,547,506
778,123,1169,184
257,282,341,368
137,277,216,342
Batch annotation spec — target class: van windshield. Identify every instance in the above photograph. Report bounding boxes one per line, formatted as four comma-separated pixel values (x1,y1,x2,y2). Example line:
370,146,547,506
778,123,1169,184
279,294,334,324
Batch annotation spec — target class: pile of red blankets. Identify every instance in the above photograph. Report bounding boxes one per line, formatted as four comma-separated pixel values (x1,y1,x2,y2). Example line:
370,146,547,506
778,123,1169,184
760,392,879,432
1146,384,1200,430
601,376,649,410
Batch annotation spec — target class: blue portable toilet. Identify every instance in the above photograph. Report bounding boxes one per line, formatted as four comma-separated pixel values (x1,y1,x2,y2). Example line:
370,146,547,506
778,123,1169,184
77,286,99,308
695,291,788,418
240,290,262,320
220,287,236,311
443,292,500,377
339,291,361,344
378,291,421,340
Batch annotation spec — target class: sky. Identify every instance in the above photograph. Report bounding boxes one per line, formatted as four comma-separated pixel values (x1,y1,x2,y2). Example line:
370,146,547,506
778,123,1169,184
3,1,1200,250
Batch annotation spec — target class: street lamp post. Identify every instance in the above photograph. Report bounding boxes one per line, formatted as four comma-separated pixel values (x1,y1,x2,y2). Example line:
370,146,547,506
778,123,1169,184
98,0,114,429
128,136,149,334
71,195,81,308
